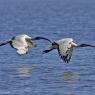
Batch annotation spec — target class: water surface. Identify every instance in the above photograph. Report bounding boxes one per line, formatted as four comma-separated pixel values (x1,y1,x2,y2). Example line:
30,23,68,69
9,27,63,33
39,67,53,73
0,0,95,95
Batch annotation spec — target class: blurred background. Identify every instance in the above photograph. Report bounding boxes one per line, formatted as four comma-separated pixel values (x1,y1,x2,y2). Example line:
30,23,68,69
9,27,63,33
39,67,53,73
0,0,95,95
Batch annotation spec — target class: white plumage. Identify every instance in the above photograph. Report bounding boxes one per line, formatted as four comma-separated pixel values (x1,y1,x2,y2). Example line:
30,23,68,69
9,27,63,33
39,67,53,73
43,38,95,63
11,34,32,54
55,38,77,63
0,34,33,55
56,38,76,56
16,48,28,55
0,34,51,55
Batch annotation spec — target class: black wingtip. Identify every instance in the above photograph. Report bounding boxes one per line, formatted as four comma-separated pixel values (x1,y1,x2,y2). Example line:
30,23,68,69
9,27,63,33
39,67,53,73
43,50,50,54
78,44,95,48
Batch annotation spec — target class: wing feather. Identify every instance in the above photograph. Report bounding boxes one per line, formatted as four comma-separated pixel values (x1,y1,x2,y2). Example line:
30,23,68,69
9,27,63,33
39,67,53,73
0,39,11,46
16,48,28,55
57,41,73,63
77,44,95,48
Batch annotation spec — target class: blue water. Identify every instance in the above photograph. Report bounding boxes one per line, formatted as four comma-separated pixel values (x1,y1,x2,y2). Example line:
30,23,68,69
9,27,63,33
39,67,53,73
0,0,95,95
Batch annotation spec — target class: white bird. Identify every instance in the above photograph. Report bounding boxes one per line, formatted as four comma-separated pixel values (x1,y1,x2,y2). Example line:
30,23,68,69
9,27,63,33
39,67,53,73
43,38,95,63
0,34,51,55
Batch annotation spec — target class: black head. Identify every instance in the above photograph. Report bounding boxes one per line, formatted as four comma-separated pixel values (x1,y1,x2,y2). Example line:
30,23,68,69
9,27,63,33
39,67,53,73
11,37,15,40
52,42,59,48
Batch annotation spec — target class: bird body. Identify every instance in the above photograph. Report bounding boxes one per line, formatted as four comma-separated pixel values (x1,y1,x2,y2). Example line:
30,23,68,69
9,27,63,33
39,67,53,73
54,38,77,63
0,34,51,55
11,34,33,49
55,38,77,56
43,38,95,63
10,34,33,54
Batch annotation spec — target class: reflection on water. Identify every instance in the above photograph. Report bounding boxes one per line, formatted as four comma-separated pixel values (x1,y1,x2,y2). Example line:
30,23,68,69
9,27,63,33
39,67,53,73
60,71,78,95
16,66,32,78
60,71,77,82
63,93,75,95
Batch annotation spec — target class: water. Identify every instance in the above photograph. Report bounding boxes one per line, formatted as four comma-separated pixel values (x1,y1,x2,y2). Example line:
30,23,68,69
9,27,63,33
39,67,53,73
0,0,95,95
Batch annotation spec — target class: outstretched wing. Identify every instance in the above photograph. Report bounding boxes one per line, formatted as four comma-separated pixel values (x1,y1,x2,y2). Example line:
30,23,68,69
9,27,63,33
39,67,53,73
57,42,73,63
0,39,11,46
43,45,54,54
31,36,52,43
77,43,95,48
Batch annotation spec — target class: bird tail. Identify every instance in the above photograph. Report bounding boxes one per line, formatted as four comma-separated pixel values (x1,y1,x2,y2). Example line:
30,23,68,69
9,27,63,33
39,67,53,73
16,48,28,55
